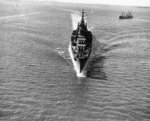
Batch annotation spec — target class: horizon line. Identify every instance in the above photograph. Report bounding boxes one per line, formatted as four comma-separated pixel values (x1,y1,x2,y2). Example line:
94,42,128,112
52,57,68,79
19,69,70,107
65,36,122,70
54,0,150,7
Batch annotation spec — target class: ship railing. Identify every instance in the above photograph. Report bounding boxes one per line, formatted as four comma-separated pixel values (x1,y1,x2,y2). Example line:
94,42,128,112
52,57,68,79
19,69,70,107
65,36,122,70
78,35,85,38
78,44,86,46
77,39,86,44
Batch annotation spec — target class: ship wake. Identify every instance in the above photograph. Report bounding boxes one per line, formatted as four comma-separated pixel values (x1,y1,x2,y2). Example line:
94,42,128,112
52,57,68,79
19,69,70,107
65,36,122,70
71,12,92,30
71,13,81,30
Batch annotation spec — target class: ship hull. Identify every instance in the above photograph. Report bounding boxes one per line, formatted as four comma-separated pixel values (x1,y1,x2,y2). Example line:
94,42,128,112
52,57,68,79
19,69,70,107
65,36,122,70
119,15,133,19
75,57,88,73
69,43,90,73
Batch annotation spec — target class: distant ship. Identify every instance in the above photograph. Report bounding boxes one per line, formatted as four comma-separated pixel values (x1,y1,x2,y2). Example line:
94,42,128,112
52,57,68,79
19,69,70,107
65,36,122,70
119,11,133,19
70,10,92,72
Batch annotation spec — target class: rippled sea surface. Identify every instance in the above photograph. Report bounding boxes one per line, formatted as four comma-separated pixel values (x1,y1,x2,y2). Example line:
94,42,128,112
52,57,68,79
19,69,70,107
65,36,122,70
0,1,150,121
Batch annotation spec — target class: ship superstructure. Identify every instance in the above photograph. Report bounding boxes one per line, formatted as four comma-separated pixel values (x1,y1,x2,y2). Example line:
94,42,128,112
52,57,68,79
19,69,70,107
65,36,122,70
119,11,133,19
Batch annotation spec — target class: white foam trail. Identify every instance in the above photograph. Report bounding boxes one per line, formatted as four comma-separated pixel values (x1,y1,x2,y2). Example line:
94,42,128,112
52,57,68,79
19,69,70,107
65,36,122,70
134,19,150,22
58,8,79,14
68,43,86,77
71,13,81,30
71,12,89,30
70,13,84,77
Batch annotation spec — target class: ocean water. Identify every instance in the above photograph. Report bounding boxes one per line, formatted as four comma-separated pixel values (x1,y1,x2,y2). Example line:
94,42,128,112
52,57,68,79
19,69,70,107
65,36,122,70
0,1,150,121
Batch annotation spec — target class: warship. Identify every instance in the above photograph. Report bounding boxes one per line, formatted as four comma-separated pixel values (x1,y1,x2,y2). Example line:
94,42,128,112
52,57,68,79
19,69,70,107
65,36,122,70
70,10,92,72
119,11,133,19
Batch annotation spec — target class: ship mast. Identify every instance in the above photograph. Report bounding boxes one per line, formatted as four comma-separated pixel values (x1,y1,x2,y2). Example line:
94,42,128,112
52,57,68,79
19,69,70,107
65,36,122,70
81,9,85,25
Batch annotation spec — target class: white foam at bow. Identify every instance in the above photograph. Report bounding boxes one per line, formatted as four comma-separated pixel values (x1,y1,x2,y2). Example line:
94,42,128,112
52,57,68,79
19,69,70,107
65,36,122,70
68,43,86,77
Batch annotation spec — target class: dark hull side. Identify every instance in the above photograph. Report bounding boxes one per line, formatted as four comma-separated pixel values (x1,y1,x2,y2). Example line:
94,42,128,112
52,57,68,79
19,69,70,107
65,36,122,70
76,58,88,73
70,45,90,73
119,16,133,19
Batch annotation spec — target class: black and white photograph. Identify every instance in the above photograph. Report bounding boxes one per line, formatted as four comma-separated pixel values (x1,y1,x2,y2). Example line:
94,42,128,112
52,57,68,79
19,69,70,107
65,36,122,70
0,0,150,121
